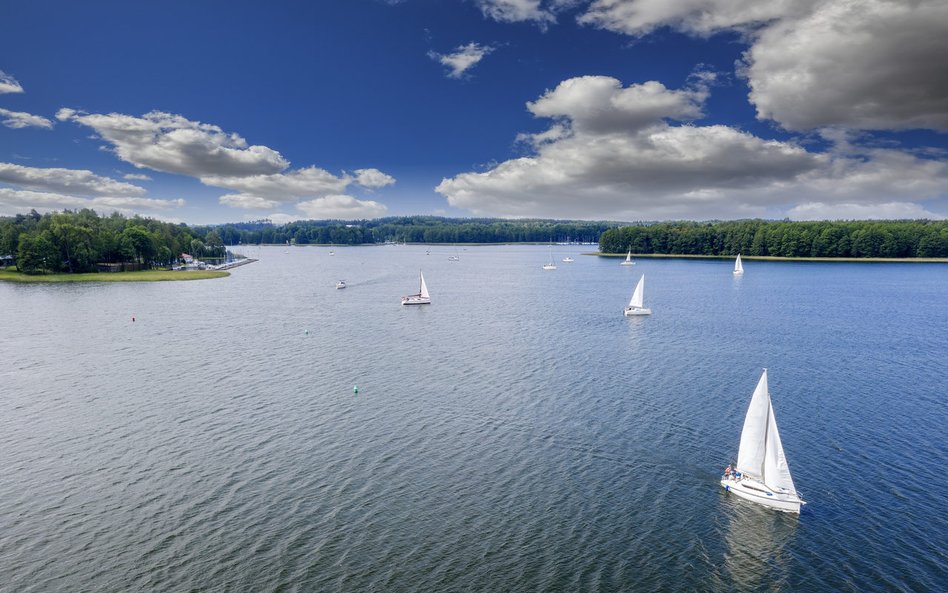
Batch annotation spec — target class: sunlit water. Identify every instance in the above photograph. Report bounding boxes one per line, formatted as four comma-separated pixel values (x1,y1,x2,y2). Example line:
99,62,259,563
1,245,945,592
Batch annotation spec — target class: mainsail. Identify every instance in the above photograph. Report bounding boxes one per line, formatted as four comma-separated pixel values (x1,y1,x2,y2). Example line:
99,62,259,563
419,272,429,299
629,275,645,308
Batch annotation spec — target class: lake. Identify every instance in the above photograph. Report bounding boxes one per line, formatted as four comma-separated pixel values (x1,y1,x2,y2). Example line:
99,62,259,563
1,245,946,592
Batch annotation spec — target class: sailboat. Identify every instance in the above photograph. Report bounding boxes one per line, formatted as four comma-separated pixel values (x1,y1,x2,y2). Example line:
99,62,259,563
721,369,805,513
620,249,635,266
733,253,744,275
401,271,431,305
329,242,335,256
623,274,651,316
542,244,556,270
335,280,346,289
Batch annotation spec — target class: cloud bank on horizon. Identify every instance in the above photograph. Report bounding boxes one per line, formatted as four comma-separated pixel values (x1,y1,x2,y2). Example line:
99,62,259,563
1,0,946,223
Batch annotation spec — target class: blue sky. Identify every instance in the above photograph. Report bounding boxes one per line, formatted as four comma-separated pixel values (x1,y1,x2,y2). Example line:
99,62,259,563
1,0,946,224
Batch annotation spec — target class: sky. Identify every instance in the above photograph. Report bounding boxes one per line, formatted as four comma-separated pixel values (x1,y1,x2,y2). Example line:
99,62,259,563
1,0,947,225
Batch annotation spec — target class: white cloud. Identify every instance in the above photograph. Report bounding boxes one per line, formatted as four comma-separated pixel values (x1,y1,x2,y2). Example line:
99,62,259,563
219,194,281,209
56,109,290,177
574,1,948,133
0,108,54,130
0,162,147,197
743,0,948,131
202,166,350,200
295,194,388,220
476,0,557,27
123,173,152,181
525,76,708,135
788,201,946,221
578,0,805,37
429,42,495,79
0,188,183,217
354,168,396,188
436,76,948,220
264,212,303,225
0,70,24,94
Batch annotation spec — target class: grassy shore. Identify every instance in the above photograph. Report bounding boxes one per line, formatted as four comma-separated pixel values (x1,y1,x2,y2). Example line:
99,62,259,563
0,268,230,283
592,253,948,263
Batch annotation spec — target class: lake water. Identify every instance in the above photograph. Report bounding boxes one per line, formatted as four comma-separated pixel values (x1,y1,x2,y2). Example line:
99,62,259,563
1,245,946,592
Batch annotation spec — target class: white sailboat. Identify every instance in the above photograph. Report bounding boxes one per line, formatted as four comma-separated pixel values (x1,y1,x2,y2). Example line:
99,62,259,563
733,253,744,275
620,249,635,266
623,274,651,316
721,369,805,513
401,271,431,305
335,280,346,289
542,244,556,270
329,243,335,256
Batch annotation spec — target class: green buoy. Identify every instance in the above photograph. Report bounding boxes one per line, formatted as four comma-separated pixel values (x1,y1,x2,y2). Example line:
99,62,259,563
353,385,359,394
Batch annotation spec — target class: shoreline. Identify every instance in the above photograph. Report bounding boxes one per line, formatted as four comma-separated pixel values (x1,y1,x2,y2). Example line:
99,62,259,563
0,268,232,283
590,253,948,263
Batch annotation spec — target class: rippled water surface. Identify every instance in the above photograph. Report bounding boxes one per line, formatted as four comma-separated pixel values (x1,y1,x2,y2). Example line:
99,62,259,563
1,246,946,592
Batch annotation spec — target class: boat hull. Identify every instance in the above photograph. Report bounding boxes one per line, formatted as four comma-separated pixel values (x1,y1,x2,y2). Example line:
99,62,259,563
733,271,743,275
720,476,803,513
624,307,651,316
620,262,635,266
401,296,430,305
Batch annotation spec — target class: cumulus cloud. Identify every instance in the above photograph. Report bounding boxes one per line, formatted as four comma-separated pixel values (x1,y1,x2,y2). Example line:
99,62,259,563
743,0,948,131
429,42,495,78
202,166,350,201
295,194,388,220
123,173,152,181
219,194,282,209
577,0,805,37
0,188,183,216
787,201,946,221
56,109,290,177
354,168,396,188
436,76,948,220
0,162,147,197
0,108,54,130
572,1,948,133
475,0,558,28
0,70,24,94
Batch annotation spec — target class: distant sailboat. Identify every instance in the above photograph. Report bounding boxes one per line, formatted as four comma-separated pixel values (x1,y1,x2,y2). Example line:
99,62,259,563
620,249,635,266
721,369,805,513
335,280,346,289
542,244,556,270
329,243,335,256
562,256,574,262
623,274,651,316
401,271,431,305
733,254,744,275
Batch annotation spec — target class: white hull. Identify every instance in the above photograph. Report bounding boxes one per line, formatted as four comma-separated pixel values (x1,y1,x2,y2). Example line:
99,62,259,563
720,475,803,513
624,306,651,316
542,263,556,270
562,257,574,262
620,261,635,266
401,295,430,305
733,271,743,276
335,282,346,289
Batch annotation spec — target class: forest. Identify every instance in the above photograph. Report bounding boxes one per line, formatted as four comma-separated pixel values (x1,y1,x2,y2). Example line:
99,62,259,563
599,220,948,258
212,217,619,246
0,209,227,274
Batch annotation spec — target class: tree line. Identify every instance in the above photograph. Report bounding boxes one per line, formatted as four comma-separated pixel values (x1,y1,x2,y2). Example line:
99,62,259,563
0,209,227,274
600,220,948,258
213,216,619,246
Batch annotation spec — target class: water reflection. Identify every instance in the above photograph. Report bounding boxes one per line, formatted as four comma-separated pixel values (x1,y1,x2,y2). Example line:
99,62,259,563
721,500,799,592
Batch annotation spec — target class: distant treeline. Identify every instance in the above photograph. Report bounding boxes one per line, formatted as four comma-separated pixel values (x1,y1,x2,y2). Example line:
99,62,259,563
214,216,620,245
600,220,948,258
0,209,227,274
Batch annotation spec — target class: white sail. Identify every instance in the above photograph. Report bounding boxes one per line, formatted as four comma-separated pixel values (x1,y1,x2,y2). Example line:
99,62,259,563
763,399,797,495
419,272,429,299
734,254,743,274
620,248,635,265
629,274,645,308
735,369,771,480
